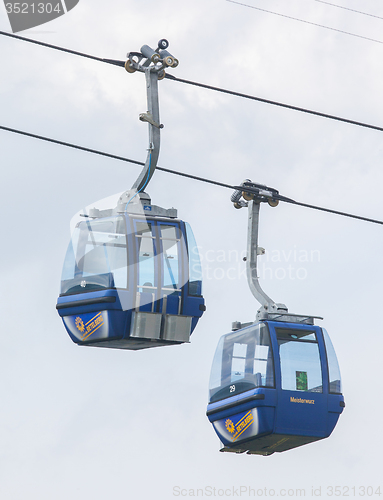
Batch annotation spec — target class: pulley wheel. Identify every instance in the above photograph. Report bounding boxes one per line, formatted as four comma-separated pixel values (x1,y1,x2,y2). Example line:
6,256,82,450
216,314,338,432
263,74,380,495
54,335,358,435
158,39,169,50
164,56,174,67
125,60,136,73
268,199,279,207
242,191,253,201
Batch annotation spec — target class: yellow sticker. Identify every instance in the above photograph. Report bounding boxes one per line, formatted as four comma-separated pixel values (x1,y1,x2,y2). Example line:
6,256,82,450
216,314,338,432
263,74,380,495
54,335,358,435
75,316,85,334
226,411,255,442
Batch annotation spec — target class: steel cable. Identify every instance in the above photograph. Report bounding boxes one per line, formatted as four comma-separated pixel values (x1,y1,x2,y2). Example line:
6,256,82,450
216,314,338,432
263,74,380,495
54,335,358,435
1,124,382,226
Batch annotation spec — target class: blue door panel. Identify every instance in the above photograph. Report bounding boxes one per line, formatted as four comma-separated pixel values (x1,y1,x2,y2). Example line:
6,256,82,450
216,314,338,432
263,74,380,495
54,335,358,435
275,391,328,436
326,412,340,436
182,295,204,317
328,394,345,413
166,294,180,314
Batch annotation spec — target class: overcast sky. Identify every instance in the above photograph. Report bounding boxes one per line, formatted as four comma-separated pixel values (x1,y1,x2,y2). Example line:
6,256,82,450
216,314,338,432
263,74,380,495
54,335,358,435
1,1,383,499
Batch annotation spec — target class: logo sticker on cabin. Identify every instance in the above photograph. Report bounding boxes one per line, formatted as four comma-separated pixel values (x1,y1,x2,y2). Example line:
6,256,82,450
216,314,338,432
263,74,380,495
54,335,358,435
64,311,108,342
4,1,79,33
79,312,104,340
212,408,261,446
75,316,85,334
224,411,255,442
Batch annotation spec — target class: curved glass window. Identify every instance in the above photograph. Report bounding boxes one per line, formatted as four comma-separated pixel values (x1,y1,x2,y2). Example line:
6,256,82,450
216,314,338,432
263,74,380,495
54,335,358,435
209,324,274,403
135,221,156,293
276,328,323,393
185,222,202,296
61,217,128,294
160,224,180,291
322,328,342,394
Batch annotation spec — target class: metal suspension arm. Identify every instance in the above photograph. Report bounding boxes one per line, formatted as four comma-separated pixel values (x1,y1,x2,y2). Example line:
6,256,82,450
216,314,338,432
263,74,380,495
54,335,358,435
232,180,324,326
132,68,161,191
246,199,276,310
125,39,179,193
232,180,287,318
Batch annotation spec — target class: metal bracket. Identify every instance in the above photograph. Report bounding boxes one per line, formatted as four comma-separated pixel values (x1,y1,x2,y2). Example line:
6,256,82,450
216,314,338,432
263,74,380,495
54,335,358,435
246,197,288,317
89,40,179,219
231,179,321,325
232,179,286,317
139,112,164,129
124,39,178,195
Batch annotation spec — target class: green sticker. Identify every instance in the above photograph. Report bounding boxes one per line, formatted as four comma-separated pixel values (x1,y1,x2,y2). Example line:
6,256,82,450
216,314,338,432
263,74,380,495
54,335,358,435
296,371,308,391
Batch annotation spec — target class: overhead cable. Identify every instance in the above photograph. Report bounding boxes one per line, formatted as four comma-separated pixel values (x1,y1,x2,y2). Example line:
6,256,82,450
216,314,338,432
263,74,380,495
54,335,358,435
0,125,144,166
276,194,383,226
1,124,382,226
164,74,383,133
226,0,383,45
0,125,233,189
314,0,383,21
1,30,383,133
0,29,125,67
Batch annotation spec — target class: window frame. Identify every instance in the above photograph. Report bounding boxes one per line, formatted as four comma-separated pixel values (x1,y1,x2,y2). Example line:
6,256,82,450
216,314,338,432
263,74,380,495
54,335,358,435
60,216,129,295
209,323,276,404
275,327,324,393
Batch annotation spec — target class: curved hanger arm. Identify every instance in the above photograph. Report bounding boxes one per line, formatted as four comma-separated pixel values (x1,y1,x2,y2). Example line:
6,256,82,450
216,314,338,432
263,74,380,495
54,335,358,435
132,68,161,192
246,200,276,310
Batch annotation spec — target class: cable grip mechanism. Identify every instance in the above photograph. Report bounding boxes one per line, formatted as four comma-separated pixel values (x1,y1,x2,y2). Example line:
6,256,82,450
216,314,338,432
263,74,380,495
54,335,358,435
124,38,179,78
